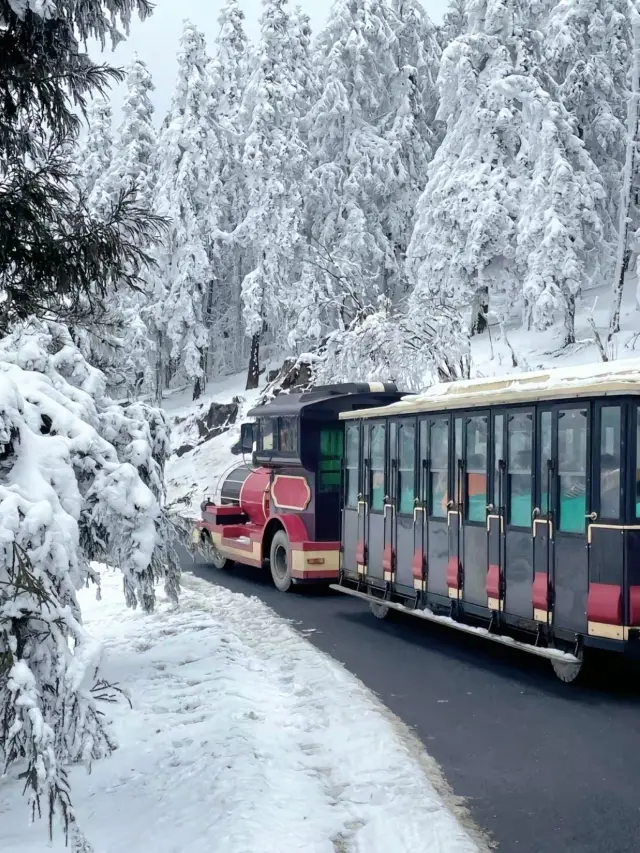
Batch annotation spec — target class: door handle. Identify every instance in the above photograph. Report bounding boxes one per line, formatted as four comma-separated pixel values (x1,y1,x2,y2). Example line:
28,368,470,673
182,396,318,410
383,503,396,519
585,511,598,522
486,503,495,512
532,507,541,520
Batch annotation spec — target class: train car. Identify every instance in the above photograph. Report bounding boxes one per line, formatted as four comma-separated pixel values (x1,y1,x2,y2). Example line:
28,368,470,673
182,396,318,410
332,358,640,682
194,382,405,591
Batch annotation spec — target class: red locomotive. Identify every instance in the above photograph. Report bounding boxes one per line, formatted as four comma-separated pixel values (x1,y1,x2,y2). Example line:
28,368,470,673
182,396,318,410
194,383,403,591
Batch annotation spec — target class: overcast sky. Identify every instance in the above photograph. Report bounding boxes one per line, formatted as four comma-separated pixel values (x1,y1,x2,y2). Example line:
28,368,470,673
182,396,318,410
94,0,450,125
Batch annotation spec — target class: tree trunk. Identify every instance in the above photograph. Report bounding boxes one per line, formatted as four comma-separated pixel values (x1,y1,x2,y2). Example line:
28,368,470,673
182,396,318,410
564,293,576,346
470,285,489,336
154,330,164,407
245,331,260,390
610,0,640,339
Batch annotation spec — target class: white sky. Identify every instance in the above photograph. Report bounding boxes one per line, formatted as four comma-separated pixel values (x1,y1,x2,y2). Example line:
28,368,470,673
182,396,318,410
94,0,450,125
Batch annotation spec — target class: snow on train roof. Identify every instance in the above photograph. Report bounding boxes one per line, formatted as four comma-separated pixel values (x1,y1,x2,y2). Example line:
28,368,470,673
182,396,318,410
340,357,640,420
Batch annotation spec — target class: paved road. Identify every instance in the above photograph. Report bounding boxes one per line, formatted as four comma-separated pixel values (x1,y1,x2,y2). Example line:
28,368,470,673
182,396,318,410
181,547,640,853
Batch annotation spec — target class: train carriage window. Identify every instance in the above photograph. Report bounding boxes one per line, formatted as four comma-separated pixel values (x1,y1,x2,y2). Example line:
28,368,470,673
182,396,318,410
539,411,552,515
508,412,533,527
558,409,587,533
493,415,504,509
345,425,360,508
430,419,449,518
600,407,621,520
370,424,386,512
466,416,487,523
454,418,463,503
260,418,273,451
398,423,416,515
277,417,298,453
319,428,343,493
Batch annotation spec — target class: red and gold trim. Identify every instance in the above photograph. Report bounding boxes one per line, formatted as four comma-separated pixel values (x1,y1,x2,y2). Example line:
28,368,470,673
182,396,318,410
446,556,460,599
211,530,262,565
290,541,340,581
271,475,311,512
486,563,502,611
411,548,426,591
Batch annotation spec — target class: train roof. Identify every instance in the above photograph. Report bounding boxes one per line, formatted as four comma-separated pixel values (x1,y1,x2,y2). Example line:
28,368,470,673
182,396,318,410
339,357,640,421
247,382,405,418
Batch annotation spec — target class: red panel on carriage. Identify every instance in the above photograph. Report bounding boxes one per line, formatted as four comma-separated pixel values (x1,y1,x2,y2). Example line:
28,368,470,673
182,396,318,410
587,583,622,625
486,564,500,600
532,571,549,611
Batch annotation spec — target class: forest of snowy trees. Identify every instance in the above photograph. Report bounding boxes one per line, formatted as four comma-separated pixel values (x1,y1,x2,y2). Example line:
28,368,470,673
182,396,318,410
74,0,640,396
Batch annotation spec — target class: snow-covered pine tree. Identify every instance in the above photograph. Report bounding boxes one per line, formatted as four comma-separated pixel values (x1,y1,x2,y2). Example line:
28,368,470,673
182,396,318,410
152,21,219,399
74,98,113,200
207,0,251,376
301,0,440,359
545,0,632,226
0,320,178,852
239,0,315,388
439,0,468,47
78,57,158,400
407,0,610,346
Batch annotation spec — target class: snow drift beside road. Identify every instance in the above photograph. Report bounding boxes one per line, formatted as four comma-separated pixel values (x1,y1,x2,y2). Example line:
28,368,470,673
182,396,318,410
1,571,485,853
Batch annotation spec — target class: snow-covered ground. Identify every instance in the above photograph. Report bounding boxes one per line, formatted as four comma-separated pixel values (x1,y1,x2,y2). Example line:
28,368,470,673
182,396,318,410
0,572,487,853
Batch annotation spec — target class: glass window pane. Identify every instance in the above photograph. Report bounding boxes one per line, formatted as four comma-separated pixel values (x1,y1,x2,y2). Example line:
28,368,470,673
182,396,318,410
508,412,532,527
558,409,587,533
278,417,298,453
319,428,343,493
345,425,360,508
370,424,385,512
430,419,448,518
454,418,463,502
419,420,428,506
466,416,487,522
539,411,552,515
261,418,273,450
600,407,621,519
493,415,504,508
398,423,415,514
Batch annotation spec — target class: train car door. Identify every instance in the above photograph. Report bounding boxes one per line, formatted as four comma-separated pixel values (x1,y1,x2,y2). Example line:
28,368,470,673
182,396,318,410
425,415,450,598
533,405,590,633
504,409,535,619
462,413,490,605
342,421,362,578
447,417,464,599
392,418,417,593
363,420,387,583
487,413,506,612
586,403,624,637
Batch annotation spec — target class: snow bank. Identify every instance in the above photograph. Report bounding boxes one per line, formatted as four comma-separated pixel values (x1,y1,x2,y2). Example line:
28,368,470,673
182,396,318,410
0,571,486,853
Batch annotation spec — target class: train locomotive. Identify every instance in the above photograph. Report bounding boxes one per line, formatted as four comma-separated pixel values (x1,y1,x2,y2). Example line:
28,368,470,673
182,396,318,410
195,359,640,683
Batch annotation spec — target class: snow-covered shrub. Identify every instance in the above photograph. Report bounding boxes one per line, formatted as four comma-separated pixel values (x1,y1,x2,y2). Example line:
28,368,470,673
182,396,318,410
0,319,179,848
315,298,470,391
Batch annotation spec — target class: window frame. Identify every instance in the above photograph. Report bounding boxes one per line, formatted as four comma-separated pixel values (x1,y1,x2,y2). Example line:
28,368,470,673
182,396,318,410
506,408,535,530
396,418,417,517
344,422,361,509
464,412,489,525
594,401,624,523
428,415,449,520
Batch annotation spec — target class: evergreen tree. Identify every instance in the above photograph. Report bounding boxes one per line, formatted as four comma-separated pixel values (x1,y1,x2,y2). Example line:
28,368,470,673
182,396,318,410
74,98,113,200
152,21,218,399
407,0,609,344
239,0,315,389
301,0,440,355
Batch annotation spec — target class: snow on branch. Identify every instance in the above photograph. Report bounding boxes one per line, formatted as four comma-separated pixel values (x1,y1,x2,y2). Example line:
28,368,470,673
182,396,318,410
0,318,179,849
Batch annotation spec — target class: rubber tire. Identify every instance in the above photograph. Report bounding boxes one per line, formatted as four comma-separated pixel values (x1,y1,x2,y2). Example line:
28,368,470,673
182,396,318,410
269,530,293,593
369,601,391,620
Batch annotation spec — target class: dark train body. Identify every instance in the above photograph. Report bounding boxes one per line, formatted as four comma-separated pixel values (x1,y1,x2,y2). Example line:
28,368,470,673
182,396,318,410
196,361,640,682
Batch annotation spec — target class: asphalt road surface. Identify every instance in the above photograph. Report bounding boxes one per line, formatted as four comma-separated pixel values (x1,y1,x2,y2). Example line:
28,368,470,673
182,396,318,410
180,547,640,853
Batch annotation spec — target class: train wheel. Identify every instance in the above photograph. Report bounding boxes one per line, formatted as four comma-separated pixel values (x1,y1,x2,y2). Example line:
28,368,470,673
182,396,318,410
369,601,390,620
269,530,293,593
550,648,584,684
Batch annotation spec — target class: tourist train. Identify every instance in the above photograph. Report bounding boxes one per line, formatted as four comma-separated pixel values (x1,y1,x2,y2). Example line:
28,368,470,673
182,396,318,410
194,360,640,682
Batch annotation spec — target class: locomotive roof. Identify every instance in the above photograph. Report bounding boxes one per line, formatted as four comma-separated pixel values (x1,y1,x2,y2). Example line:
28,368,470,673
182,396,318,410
340,357,640,421
247,382,404,418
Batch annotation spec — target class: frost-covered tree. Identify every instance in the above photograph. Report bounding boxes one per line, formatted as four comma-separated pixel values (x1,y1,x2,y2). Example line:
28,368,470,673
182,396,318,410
545,0,632,224
301,0,440,353
74,98,113,200
407,0,609,344
439,0,468,47
239,0,315,388
152,21,218,399
206,0,251,375
0,320,178,851
80,57,158,399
